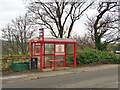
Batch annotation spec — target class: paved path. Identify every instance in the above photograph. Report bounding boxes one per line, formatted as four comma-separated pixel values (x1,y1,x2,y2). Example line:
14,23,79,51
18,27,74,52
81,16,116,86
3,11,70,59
2,64,119,88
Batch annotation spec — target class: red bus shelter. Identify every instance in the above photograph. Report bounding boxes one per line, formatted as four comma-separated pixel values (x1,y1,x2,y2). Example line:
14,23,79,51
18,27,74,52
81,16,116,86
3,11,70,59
29,28,77,72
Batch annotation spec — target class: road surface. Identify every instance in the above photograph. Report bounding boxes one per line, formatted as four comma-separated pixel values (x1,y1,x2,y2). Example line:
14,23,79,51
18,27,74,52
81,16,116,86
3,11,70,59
2,66,118,88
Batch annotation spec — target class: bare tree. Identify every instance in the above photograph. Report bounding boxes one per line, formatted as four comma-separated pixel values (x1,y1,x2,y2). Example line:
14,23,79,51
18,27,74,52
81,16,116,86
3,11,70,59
85,1,120,51
2,13,35,55
26,0,94,38
73,34,94,49
2,25,18,55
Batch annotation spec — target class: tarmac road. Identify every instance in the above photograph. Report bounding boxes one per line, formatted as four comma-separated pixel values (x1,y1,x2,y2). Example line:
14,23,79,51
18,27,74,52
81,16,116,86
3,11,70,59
2,66,118,88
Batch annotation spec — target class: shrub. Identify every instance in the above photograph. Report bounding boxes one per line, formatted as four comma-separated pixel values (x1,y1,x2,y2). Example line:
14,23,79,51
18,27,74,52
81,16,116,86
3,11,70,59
98,51,120,64
76,49,99,64
66,49,120,65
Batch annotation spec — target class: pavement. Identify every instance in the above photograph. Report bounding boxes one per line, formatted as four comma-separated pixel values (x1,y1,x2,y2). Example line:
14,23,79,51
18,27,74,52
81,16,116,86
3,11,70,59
1,64,118,84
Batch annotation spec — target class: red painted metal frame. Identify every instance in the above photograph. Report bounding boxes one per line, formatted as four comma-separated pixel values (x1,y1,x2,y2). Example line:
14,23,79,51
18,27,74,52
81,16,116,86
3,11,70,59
44,43,46,69
54,43,56,70
74,43,76,68
63,44,66,68
29,28,77,72
31,40,76,44
64,44,66,67
34,43,36,55
40,43,42,71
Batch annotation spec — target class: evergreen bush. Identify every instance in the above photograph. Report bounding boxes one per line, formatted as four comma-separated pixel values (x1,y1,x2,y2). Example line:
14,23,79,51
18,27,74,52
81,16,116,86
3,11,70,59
66,49,120,65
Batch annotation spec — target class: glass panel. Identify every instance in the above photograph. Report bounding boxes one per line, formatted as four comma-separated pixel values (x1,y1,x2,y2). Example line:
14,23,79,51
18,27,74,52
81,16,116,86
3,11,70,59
66,44,74,54
66,55,74,65
45,44,54,54
56,56,64,60
35,46,40,54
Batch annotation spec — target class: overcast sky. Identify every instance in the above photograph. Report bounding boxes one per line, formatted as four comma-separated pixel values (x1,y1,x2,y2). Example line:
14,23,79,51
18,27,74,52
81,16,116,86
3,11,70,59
0,0,26,29
0,0,97,38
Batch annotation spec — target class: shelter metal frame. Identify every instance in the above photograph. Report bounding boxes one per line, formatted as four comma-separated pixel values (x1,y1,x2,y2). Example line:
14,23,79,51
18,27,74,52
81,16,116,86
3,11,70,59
29,28,77,72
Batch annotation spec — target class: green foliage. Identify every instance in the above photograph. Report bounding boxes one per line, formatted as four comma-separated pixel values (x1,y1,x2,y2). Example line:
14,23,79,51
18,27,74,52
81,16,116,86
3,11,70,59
66,49,120,65
78,49,120,64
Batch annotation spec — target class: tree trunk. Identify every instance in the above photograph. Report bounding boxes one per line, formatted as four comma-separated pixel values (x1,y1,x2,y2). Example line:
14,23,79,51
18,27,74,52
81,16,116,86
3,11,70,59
60,26,63,38
95,35,101,51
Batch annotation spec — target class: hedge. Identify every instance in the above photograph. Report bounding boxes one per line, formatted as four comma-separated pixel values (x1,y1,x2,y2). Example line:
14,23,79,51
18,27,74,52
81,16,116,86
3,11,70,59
66,49,120,65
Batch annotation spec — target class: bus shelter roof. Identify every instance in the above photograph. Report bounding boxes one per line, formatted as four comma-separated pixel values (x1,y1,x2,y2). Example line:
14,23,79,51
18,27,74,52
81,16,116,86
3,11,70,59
29,37,77,44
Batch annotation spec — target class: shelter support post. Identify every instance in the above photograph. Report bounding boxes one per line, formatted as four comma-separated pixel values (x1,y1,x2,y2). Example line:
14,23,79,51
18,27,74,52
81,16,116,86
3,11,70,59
34,43,36,55
64,44,66,67
44,43,46,69
40,43,43,71
74,43,76,68
54,43,56,70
